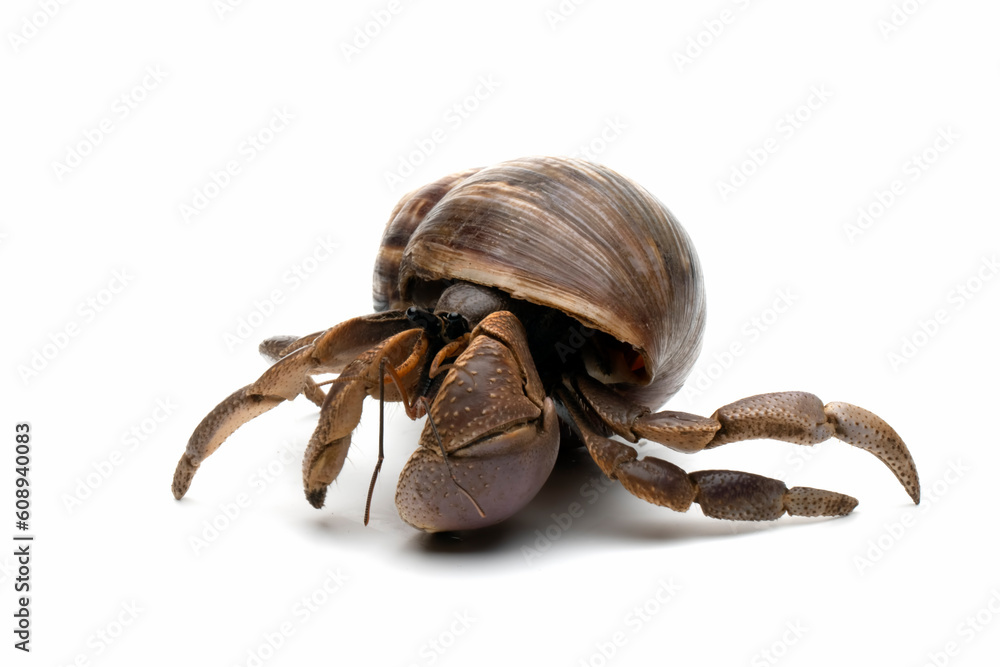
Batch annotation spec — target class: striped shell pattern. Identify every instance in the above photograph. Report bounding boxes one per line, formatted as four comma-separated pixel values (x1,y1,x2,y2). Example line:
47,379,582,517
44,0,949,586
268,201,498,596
372,156,706,408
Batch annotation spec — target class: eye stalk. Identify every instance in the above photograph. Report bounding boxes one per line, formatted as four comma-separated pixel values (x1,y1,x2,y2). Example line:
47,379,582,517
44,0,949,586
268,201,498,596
405,306,441,337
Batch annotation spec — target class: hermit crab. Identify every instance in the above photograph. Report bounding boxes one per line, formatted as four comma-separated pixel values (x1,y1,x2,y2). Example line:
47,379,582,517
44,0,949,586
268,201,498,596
172,156,920,532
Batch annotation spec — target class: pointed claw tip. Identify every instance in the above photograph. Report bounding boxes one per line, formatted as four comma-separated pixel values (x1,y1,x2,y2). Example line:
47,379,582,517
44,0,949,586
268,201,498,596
306,487,327,509
899,470,920,505
172,455,196,500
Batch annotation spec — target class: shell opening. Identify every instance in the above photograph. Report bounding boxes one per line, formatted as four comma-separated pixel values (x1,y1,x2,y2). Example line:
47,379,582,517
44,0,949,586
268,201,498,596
582,332,652,387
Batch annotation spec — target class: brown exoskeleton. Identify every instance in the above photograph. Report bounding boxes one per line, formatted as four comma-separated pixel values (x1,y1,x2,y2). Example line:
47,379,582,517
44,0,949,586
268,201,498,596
172,156,920,532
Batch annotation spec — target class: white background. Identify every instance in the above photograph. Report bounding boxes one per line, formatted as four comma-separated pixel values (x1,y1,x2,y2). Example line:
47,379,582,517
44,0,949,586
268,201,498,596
3,1,998,665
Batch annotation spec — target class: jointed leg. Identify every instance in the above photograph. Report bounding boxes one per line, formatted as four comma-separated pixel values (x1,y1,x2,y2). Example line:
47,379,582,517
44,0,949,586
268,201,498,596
172,311,418,501
172,344,319,499
259,331,328,407
572,376,920,504
302,328,428,507
558,390,857,520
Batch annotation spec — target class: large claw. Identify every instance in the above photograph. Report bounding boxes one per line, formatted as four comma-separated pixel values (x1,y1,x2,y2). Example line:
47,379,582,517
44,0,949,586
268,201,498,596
396,398,559,532
395,313,560,532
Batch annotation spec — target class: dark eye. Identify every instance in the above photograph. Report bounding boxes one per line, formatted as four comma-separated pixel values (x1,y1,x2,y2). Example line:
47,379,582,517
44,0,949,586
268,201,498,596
406,307,441,336
443,312,468,340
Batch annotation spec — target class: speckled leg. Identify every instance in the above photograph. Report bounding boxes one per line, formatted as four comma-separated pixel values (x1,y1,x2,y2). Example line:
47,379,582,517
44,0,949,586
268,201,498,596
259,310,418,408
560,393,858,520
690,470,858,520
172,344,319,500
573,378,920,504
172,311,417,501
259,331,328,407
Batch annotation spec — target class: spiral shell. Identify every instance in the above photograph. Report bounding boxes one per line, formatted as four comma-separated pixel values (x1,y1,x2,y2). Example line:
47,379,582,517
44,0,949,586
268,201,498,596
372,156,705,407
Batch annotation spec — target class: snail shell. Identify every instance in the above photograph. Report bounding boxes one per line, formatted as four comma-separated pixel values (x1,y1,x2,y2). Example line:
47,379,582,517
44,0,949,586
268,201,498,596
372,156,705,407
